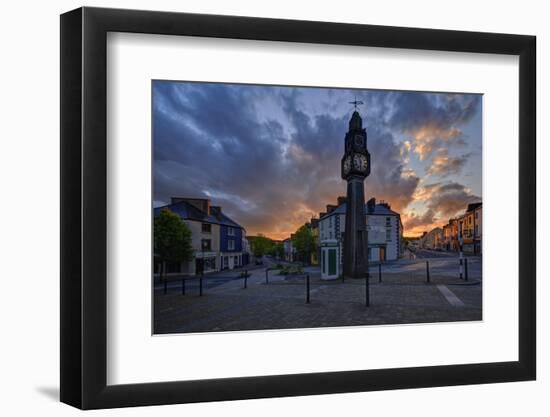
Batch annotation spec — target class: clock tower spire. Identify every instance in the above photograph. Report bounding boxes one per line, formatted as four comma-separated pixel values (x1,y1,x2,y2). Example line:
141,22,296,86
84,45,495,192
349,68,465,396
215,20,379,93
341,108,370,279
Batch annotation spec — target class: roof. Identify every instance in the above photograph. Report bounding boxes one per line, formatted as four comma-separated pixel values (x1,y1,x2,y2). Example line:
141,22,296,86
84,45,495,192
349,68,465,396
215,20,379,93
154,200,242,229
320,202,400,221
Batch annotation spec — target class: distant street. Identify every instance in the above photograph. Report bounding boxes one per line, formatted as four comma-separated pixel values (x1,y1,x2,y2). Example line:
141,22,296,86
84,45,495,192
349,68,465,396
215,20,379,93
408,248,460,259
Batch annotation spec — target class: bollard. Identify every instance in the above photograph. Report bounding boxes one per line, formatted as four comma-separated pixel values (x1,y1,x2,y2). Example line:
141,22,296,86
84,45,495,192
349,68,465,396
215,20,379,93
164,279,167,295
306,274,310,304
199,276,203,296
459,257,463,279
426,261,430,284
181,278,186,295
244,272,248,289
464,258,469,281
365,273,370,307
265,268,269,284
378,263,382,283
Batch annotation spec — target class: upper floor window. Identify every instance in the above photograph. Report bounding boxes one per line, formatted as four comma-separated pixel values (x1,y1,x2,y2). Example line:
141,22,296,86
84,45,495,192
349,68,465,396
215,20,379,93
227,227,235,236
202,223,211,233
228,239,235,250
201,239,212,252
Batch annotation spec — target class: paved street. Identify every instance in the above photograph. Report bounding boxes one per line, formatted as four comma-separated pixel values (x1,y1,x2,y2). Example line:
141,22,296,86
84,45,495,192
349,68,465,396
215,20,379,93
154,256,482,334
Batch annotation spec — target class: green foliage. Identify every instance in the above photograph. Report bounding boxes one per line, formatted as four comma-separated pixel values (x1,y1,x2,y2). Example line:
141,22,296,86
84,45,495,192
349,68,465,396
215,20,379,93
250,234,274,258
154,208,194,265
268,242,285,259
277,265,303,276
292,224,317,264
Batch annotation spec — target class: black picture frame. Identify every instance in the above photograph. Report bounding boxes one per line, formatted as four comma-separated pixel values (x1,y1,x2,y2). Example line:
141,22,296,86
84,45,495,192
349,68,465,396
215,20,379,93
60,6,536,410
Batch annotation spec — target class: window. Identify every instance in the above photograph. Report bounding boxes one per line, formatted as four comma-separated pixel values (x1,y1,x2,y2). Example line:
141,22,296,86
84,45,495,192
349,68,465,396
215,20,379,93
204,257,216,271
228,239,235,250
201,223,211,233
227,227,235,236
386,229,391,242
201,239,211,252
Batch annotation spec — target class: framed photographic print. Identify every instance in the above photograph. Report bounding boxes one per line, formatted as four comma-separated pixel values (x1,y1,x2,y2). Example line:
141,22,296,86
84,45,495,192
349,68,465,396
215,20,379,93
60,7,536,409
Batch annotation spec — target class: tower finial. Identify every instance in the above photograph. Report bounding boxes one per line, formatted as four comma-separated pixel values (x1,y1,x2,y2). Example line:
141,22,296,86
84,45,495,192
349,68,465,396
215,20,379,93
349,96,364,111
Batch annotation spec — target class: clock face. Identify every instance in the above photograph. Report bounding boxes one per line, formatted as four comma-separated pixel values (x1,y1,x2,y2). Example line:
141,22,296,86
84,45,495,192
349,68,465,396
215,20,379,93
343,156,352,175
354,134,364,148
353,154,368,172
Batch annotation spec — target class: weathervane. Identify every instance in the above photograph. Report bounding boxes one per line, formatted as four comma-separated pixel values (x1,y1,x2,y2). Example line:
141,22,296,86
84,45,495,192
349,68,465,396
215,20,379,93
349,97,364,111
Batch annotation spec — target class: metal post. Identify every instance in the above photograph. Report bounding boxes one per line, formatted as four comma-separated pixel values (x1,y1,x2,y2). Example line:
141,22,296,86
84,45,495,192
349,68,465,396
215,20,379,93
365,273,370,307
244,272,248,289
199,276,203,296
378,263,382,283
459,252,464,279
464,258,469,281
181,278,185,295
163,279,167,295
265,268,269,284
426,261,430,283
306,274,310,304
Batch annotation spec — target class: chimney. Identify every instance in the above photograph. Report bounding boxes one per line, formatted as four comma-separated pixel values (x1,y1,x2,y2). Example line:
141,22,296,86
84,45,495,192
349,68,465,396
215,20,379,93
337,196,347,206
367,197,376,213
171,197,210,214
209,205,222,216
326,204,337,214
319,212,326,219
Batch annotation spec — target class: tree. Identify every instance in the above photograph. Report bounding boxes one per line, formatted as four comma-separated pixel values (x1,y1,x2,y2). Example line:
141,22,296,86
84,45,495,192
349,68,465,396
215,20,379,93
250,234,273,258
292,224,316,265
269,242,285,260
154,208,194,281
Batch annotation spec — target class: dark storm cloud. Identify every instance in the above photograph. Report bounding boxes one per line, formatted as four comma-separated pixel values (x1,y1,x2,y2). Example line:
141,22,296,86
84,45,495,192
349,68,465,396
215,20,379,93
419,181,481,219
153,82,480,238
387,92,481,161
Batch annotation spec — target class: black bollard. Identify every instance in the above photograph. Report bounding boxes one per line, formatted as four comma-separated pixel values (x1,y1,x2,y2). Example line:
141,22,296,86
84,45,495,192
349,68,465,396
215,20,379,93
244,272,248,289
465,258,469,281
426,261,430,284
365,273,370,307
181,278,185,295
199,276,203,296
378,263,382,283
164,279,167,295
306,274,310,304
459,257,463,279
265,268,269,284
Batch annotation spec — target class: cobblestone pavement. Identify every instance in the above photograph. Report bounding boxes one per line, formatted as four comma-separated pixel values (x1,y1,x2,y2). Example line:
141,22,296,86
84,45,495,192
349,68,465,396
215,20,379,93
154,265,482,334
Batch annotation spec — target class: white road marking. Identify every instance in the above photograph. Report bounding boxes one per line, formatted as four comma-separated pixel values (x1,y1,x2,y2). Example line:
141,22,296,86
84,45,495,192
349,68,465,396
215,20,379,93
437,285,465,307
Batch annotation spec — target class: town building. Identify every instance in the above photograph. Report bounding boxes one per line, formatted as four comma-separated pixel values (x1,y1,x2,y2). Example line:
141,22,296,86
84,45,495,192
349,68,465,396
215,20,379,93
436,202,482,255
318,197,403,280
153,197,249,276
419,227,443,250
283,236,296,262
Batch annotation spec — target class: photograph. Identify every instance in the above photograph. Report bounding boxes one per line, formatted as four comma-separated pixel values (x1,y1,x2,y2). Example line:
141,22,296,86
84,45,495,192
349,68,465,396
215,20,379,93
152,80,483,334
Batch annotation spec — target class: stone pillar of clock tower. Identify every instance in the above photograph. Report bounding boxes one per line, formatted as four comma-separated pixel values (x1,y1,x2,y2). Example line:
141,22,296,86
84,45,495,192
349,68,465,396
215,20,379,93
341,110,371,279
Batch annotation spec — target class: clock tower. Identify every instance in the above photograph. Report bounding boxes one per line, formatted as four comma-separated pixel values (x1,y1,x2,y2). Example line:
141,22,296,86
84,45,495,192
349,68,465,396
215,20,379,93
341,109,371,279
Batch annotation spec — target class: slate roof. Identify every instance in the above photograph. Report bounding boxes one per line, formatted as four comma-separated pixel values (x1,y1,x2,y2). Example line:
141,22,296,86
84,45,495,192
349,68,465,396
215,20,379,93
154,200,242,229
320,202,400,220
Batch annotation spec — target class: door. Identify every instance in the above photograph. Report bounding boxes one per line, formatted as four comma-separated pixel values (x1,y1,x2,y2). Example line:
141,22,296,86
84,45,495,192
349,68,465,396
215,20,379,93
380,247,386,262
328,249,337,276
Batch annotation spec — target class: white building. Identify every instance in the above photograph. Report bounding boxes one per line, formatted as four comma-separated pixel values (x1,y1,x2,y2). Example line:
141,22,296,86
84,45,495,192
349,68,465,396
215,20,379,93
318,198,403,280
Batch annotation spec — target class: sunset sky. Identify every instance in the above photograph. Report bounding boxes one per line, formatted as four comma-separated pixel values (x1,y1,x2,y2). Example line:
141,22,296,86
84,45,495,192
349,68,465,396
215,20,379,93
153,81,482,239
